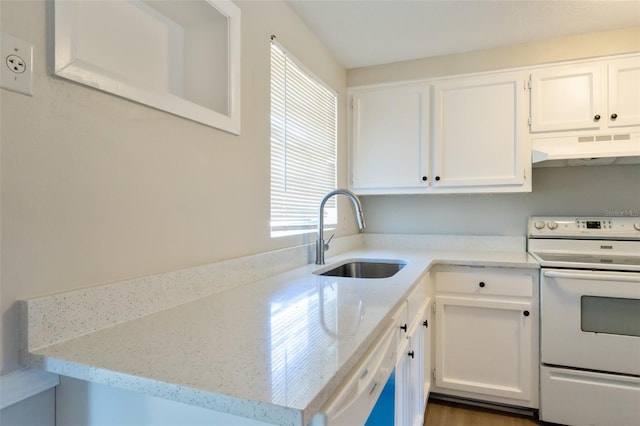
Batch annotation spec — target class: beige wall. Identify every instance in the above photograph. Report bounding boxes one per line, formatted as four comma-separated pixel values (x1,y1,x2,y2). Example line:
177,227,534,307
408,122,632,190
348,26,640,86
0,0,349,378
361,164,640,236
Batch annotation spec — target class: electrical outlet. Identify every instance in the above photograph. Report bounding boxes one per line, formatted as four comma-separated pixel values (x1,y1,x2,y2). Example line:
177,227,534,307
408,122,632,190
1,32,33,96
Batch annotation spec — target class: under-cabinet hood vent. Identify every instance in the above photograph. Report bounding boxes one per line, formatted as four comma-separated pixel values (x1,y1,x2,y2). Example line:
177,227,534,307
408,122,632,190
532,133,640,167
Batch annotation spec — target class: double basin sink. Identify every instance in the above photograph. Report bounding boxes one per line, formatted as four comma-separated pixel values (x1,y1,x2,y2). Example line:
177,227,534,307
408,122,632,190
314,259,406,279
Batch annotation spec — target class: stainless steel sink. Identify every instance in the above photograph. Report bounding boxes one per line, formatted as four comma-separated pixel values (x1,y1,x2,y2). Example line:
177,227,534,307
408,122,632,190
316,260,406,279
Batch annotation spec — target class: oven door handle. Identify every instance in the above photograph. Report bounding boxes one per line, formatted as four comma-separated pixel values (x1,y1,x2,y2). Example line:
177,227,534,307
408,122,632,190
543,270,640,283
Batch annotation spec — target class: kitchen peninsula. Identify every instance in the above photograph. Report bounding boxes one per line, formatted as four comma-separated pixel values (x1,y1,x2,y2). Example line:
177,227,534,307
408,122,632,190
21,235,538,425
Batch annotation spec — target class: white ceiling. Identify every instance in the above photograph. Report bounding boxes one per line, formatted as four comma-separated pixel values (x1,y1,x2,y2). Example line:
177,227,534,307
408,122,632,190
285,0,640,69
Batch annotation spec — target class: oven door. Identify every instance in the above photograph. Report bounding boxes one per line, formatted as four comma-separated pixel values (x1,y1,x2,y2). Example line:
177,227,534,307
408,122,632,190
541,268,640,375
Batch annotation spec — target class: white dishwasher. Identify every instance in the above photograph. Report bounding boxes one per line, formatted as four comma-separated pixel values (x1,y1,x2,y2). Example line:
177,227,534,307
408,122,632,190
311,323,396,426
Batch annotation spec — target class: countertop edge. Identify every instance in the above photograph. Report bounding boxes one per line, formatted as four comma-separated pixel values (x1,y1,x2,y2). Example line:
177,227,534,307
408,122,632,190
25,352,303,426
430,257,540,270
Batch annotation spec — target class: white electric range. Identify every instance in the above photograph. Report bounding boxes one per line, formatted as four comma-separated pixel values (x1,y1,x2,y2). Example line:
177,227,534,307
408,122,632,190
527,216,640,426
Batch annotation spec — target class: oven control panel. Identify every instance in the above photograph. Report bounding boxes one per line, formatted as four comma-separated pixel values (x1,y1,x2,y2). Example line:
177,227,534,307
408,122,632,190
529,216,640,239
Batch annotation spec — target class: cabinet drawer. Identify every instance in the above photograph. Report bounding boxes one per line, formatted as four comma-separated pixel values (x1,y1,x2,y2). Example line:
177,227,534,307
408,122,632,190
435,269,532,297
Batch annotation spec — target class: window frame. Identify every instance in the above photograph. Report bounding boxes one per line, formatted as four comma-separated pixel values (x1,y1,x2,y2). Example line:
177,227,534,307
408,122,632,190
269,39,338,238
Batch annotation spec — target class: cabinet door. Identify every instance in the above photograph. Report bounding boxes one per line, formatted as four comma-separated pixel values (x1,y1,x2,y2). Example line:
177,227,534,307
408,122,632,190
432,71,528,189
608,56,640,128
396,300,429,426
395,337,410,426
423,298,432,404
434,296,533,401
530,63,604,132
350,84,430,193
406,305,427,426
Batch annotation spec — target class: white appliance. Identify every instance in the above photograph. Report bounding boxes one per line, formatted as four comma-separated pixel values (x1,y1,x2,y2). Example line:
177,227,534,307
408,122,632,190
532,132,640,167
528,216,640,425
311,323,396,426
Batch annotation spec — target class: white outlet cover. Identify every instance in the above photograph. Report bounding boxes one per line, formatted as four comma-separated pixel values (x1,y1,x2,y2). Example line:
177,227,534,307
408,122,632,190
1,32,33,96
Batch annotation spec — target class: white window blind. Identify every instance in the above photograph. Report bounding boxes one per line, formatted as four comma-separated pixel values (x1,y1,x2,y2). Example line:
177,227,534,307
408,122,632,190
270,41,337,237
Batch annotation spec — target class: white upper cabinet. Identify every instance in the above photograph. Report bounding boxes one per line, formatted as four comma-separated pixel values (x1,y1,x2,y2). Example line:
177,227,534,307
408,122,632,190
350,84,430,194
349,72,531,195
608,56,640,129
530,63,603,133
530,55,640,133
432,71,530,191
348,54,638,194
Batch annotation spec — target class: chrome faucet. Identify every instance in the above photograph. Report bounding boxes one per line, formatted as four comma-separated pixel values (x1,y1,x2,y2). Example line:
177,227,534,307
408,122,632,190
316,189,366,265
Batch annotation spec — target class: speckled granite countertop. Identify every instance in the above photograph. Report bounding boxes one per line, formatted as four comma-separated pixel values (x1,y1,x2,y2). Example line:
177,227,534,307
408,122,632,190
22,240,539,426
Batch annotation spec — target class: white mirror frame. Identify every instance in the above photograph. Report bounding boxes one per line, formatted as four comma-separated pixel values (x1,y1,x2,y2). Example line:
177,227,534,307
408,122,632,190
53,0,241,134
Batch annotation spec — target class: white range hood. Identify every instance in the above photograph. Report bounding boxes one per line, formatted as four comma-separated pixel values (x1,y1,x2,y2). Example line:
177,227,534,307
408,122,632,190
532,133,640,167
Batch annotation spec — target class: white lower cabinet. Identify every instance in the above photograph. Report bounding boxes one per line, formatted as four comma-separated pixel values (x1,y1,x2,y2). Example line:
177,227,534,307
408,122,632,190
395,302,429,426
394,287,430,426
395,331,411,426
422,298,432,404
431,266,539,409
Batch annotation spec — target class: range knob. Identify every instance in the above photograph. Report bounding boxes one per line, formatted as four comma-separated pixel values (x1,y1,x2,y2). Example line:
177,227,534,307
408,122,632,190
547,221,559,230
634,222,640,231
534,221,545,230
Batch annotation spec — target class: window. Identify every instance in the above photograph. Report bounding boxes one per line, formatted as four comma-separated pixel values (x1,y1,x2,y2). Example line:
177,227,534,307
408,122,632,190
270,41,337,237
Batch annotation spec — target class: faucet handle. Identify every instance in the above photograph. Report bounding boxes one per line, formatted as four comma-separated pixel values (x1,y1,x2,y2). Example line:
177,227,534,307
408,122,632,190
324,234,335,251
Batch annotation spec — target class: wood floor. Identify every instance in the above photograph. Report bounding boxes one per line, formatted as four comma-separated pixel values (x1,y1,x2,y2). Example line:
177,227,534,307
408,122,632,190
424,400,540,426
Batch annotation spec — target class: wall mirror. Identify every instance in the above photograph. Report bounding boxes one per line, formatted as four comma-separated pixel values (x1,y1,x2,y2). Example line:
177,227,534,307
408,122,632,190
53,0,241,134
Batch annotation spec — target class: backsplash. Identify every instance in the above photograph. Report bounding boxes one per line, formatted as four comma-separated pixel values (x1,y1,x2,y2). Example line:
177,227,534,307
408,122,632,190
363,234,525,251
20,235,364,353
19,232,524,354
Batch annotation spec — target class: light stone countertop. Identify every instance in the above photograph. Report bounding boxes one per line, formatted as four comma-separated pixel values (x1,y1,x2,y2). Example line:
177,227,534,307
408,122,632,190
23,245,539,426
